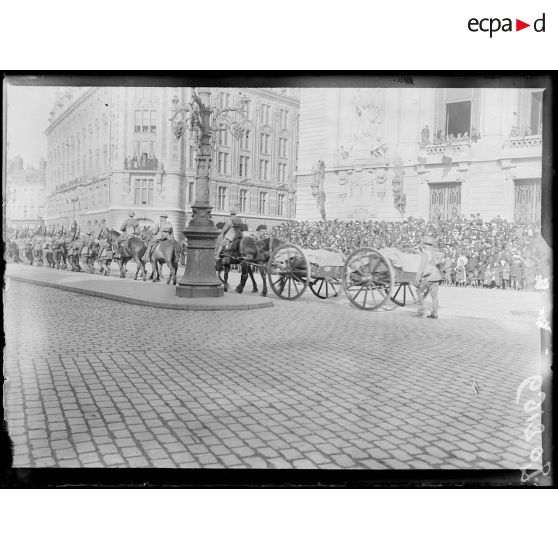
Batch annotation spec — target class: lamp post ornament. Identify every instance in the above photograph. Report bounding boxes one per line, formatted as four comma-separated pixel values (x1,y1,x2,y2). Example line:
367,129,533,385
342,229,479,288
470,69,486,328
170,87,251,298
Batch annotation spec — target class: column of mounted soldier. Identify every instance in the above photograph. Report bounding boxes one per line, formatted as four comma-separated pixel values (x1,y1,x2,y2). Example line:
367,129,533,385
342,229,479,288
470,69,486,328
6,212,188,285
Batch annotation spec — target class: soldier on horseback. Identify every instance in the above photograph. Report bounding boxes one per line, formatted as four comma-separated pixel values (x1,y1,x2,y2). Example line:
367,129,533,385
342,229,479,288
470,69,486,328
115,211,140,259
221,208,244,258
143,214,174,264
98,218,109,238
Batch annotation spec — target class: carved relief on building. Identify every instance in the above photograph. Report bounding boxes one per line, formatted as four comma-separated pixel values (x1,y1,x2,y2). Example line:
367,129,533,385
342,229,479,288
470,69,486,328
337,167,376,219
338,88,388,163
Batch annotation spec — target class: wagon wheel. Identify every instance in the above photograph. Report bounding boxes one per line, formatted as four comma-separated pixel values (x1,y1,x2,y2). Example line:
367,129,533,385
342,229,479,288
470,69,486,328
342,247,395,311
377,285,398,311
267,243,310,300
308,247,343,299
309,278,340,299
391,282,418,307
392,281,432,307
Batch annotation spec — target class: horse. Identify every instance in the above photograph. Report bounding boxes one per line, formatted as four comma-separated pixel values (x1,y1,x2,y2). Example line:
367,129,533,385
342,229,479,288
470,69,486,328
107,229,147,280
215,233,282,297
215,232,258,294
150,239,181,284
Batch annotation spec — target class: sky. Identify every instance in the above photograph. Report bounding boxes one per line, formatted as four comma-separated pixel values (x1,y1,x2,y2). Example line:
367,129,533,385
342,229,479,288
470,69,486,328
5,85,58,169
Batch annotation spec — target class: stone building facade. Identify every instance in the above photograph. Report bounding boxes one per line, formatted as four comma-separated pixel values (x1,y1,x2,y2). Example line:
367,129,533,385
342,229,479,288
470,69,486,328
295,88,543,224
6,156,47,230
44,86,299,234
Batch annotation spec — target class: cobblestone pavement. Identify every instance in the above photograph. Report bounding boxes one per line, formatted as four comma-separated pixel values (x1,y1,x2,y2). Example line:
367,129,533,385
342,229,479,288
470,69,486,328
4,274,545,470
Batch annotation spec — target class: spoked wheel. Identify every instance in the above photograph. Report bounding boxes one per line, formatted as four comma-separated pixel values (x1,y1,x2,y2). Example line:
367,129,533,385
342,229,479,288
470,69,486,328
309,278,340,299
390,282,419,307
342,247,395,311
376,286,398,311
267,243,310,300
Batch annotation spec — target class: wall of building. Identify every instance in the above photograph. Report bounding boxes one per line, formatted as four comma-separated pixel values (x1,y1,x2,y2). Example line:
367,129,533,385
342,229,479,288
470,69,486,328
295,87,543,224
44,86,300,235
6,160,47,230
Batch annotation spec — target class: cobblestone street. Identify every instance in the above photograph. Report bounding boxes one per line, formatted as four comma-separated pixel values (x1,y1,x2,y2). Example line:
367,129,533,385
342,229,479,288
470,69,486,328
4,271,546,470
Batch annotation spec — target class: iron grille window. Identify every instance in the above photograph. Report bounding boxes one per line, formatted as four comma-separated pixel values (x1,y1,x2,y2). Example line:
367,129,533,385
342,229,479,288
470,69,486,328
429,183,462,221
514,180,541,224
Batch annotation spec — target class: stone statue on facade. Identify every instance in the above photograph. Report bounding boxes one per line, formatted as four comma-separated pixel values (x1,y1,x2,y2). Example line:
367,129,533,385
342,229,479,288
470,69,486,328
421,124,430,145
311,160,327,221
392,157,407,216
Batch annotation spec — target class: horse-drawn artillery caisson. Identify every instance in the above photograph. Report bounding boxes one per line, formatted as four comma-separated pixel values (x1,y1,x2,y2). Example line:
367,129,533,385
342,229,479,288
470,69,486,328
266,243,429,311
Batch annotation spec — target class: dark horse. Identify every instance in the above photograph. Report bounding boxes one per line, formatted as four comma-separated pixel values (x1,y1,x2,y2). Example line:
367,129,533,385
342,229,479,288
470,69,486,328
215,233,282,297
150,239,181,285
107,230,147,280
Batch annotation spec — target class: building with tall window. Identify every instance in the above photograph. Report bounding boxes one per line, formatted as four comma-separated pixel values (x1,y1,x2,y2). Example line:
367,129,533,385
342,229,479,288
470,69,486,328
295,88,544,224
6,156,47,231
44,86,299,234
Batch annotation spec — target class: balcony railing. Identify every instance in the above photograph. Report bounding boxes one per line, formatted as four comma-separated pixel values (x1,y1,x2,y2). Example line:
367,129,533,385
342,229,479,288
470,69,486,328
503,135,542,149
422,140,471,155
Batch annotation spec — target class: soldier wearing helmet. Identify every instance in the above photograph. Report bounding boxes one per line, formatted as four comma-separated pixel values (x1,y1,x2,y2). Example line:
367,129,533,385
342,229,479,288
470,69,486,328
222,207,244,256
416,235,444,319
115,211,141,259
121,210,139,236
144,214,174,263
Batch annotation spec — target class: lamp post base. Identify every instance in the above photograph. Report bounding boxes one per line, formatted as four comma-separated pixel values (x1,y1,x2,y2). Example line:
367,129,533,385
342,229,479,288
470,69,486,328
175,283,224,298
176,220,224,299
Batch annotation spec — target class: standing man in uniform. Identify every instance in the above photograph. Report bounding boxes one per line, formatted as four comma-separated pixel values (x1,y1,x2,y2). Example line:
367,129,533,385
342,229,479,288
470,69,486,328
143,214,174,263
221,207,244,256
416,235,444,319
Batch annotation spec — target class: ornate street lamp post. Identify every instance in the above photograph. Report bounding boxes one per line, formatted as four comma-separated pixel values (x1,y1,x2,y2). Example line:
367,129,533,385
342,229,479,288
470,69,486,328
170,87,251,298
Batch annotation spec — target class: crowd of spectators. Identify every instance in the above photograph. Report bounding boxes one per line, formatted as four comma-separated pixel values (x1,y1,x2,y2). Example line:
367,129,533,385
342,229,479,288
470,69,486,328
266,215,551,292
124,154,160,171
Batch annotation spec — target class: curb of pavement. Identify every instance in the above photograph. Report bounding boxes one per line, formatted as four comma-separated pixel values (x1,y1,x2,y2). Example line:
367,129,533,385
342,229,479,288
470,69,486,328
6,272,274,312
